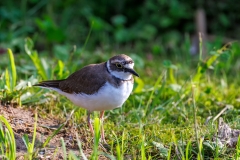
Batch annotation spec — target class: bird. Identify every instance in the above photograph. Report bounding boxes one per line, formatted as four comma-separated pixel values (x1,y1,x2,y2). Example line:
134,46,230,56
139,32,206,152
34,54,139,143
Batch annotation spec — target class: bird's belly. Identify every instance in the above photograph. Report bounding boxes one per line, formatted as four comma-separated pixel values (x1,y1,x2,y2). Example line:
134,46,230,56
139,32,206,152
61,82,133,111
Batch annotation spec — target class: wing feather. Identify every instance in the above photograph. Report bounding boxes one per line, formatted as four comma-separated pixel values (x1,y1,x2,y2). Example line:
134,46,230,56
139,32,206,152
59,63,108,94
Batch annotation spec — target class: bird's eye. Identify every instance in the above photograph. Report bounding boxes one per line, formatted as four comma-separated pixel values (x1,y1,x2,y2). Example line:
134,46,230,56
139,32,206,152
116,63,123,68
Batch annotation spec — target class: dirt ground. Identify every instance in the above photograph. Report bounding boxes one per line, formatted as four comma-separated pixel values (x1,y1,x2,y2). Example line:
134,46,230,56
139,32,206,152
0,104,109,160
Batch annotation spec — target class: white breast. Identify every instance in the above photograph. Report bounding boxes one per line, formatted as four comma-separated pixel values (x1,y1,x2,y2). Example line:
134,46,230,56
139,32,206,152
52,81,133,111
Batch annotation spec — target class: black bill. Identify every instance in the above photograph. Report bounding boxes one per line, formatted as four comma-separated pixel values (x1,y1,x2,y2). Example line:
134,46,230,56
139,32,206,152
125,68,139,77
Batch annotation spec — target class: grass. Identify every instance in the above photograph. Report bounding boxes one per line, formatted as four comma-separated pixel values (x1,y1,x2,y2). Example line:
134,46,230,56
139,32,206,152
0,115,16,160
0,38,240,159
92,118,101,160
236,136,240,159
22,112,38,160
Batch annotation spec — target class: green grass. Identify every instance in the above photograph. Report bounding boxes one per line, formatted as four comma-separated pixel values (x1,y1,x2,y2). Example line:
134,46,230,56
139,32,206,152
0,39,240,159
22,112,38,160
0,115,16,160
236,136,240,159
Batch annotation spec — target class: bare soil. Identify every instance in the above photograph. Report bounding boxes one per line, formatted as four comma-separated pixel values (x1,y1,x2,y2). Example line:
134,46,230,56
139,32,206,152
0,104,109,160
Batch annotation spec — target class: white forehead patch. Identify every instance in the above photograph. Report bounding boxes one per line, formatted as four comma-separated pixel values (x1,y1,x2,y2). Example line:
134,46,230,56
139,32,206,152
124,63,134,69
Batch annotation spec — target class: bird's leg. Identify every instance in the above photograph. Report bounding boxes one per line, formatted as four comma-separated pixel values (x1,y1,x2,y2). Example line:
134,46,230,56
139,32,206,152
100,111,107,144
87,111,94,135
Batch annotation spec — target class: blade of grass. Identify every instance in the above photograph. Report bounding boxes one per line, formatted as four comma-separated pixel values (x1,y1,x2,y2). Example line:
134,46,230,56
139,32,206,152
141,135,146,160
235,136,240,159
31,112,37,155
5,69,10,91
57,60,64,79
92,117,100,160
76,133,88,160
145,71,166,116
80,21,93,55
42,124,65,148
68,151,79,160
197,137,204,160
22,134,30,149
7,49,17,91
167,144,172,160
0,123,5,154
121,130,125,160
198,33,203,62
25,38,49,80
61,137,67,160
112,131,122,160
191,83,200,157
185,140,192,160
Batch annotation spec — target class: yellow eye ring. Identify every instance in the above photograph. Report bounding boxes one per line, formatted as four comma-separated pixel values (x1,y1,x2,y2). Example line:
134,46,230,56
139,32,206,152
116,63,123,68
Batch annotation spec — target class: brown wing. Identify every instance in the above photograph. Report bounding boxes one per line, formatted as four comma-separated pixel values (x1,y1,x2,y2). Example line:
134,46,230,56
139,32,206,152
33,79,64,88
59,63,108,94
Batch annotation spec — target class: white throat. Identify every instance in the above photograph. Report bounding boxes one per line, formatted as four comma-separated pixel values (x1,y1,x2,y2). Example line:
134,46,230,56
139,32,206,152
107,61,132,80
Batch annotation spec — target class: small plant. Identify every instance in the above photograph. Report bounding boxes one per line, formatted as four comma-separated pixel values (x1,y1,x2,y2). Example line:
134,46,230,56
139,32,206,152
0,115,16,160
112,130,126,160
22,112,38,160
0,49,38,105
193,42,233,83
185,140,192,160
1,49,18,101
61,134,88,160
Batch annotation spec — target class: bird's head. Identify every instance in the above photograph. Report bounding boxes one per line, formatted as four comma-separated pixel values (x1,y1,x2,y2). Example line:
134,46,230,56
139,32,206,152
107,54,139,80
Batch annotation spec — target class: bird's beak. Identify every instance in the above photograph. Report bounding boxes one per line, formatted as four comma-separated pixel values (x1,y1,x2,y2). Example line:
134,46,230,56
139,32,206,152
126,68,139,77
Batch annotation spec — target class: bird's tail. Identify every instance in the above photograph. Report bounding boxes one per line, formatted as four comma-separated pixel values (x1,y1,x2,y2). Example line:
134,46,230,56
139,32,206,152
33,80,64,89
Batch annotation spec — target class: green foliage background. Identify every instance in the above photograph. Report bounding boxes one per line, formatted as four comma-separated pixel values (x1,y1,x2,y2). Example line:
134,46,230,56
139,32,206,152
0,0,239,52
